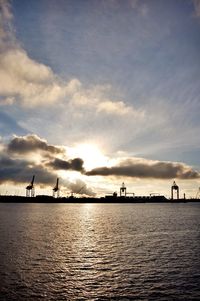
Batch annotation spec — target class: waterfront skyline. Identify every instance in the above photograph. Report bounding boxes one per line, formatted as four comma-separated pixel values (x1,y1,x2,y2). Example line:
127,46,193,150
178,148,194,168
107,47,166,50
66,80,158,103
0,0,200,197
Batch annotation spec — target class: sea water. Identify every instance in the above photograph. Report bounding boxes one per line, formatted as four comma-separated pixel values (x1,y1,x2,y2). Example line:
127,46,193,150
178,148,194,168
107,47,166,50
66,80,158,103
0,202,200,300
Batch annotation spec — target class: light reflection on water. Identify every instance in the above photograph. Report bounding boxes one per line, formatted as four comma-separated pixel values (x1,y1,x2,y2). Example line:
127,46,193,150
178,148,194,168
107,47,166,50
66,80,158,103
0,203,200,300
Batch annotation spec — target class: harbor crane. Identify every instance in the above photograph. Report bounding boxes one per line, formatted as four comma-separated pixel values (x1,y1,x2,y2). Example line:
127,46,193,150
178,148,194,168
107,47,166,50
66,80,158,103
26,175,35,197
171,180,179,200
53,178,60,198
120,182,127,197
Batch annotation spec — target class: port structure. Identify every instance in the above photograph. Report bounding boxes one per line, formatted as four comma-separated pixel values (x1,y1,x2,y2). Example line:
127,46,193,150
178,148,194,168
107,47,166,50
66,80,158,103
171,181,179,200
120,182,127,197
26,175,35,197
150,193,160,197
53,178,60,198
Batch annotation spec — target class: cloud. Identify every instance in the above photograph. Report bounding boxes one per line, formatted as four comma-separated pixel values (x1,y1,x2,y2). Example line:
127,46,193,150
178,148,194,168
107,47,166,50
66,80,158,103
68,82,141,117
97,100,144,117
6,134,86,172
0,0,66,108
0,134,95,195
0,46,136,115
0,48,69,107
7,134,64,155
0,155,56,185
0,0,141,118
0,155,95,195
47,157,84,172
86,158,200,179
0,135,59,186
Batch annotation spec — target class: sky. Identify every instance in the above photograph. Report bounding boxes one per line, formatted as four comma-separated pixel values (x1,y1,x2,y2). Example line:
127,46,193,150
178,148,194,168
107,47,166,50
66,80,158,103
0,0,200,198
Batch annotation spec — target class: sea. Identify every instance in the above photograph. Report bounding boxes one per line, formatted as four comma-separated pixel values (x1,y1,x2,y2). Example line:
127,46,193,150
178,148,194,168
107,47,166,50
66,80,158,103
0,202,200,300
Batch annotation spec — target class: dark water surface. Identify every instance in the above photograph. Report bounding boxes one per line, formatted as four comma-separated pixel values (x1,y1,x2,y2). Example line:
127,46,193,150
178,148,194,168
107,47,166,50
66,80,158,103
0,203,200,300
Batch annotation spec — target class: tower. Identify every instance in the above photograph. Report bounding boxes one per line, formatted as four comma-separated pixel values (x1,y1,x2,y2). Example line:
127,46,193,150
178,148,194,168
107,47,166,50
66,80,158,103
171,181,179,200
120,182,127,197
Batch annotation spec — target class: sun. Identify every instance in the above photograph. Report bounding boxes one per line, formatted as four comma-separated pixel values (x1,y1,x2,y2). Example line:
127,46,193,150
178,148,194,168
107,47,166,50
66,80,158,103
67,143,108,170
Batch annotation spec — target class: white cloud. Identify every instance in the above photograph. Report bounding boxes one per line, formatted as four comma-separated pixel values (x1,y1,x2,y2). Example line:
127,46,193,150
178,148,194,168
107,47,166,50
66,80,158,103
0,49,69,107
68,82,144,118
0,46,136,113
0,0,140,117
97,100,138,115
1,49,54,83
0,134,96,196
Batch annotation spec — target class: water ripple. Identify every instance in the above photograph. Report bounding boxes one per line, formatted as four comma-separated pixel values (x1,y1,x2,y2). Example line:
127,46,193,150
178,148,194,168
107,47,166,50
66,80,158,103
0,203,200,300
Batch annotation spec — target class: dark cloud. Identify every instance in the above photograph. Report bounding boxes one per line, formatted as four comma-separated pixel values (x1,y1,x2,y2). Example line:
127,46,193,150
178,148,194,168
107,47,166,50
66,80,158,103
7,134,64,154
86,159,200,179
0,156,56,185
1,135,86,185
0,155,95,196
47,157,84,172
0,135,96,196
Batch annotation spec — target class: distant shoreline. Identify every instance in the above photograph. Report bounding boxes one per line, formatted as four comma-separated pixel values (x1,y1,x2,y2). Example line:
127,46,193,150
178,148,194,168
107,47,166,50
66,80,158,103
0,195,200,204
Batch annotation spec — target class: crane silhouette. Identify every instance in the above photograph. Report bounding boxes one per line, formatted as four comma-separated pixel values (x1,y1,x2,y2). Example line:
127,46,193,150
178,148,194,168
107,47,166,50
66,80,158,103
53,178,60,198
171,180,179,200
26,175,35,197
120,182,127,197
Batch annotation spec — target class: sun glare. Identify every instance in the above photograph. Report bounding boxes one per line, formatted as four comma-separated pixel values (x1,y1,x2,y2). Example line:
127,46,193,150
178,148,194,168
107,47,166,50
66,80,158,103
68,143,108,170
